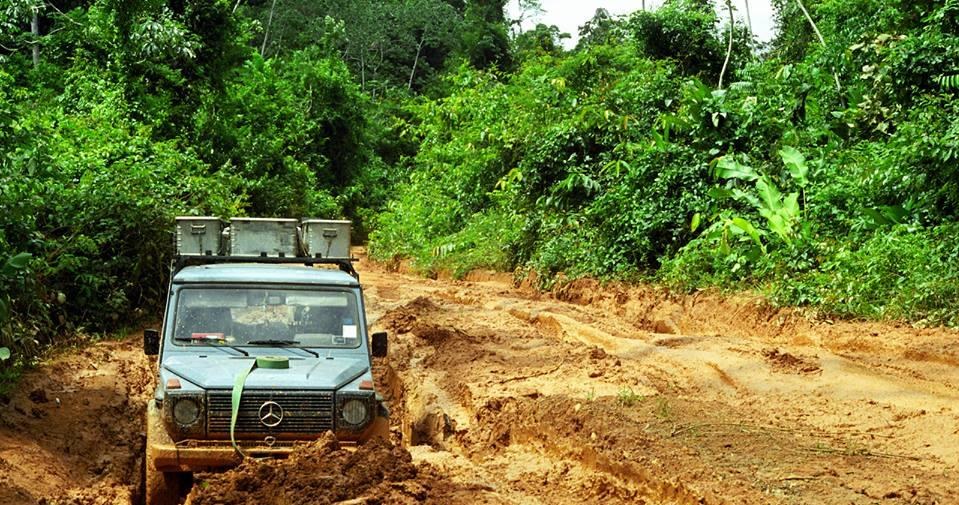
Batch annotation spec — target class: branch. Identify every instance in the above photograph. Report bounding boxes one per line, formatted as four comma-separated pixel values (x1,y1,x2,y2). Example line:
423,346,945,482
44,2,83,26
496,359,565,384
795,0,825,47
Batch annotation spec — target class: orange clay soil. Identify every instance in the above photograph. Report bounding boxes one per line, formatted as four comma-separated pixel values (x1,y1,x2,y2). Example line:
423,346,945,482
1,254,957,504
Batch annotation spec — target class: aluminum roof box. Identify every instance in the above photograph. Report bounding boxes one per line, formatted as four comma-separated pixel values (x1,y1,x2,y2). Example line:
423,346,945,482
229,218,298,258
301,219,351,259
175,217,228,256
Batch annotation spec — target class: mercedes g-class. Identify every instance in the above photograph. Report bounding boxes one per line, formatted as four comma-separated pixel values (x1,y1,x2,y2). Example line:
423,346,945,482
143,218,388,505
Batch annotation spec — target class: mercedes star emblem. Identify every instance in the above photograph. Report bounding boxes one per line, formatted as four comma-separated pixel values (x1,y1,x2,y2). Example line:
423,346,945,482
258,401,284,427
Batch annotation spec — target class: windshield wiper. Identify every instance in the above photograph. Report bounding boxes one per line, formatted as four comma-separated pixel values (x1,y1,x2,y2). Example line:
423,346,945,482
245,340,319,358
174,337,249,356
246,339,300,346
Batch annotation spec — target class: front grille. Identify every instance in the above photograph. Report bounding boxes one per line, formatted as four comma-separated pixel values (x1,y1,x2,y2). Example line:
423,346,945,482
207,390,334,434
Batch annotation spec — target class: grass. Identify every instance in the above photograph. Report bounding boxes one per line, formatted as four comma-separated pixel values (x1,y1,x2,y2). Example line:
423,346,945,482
617,387,643,407
655,397,672,419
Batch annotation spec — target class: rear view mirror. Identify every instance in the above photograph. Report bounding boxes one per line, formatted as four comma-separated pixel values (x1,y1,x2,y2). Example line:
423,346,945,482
144,329,160,356
371,331,388,358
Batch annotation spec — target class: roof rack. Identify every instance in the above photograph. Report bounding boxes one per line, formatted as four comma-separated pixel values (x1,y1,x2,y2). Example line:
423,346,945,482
172,217,359,280
172,255,360,281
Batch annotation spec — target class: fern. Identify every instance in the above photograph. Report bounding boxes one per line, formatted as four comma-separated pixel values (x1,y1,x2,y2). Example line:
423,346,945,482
936,74,959,90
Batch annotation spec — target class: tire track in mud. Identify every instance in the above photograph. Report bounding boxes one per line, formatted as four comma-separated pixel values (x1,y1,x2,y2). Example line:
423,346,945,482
366,265,959,504
373,295,719,504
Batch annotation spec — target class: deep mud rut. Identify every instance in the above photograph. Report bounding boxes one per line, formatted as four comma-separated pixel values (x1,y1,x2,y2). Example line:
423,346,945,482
1,256,958,504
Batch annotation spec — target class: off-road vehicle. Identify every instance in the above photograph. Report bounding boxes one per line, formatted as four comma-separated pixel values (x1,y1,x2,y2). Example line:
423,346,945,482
143,217,388,505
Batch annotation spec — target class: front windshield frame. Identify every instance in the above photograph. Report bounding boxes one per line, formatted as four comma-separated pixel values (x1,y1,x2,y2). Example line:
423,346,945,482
169,285,363,350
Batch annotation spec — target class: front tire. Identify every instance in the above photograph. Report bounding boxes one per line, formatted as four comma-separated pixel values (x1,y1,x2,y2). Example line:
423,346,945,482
144,461,189,505
145,401,190,505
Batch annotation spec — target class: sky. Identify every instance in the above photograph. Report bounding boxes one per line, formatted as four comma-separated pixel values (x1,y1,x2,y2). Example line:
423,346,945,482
507,0,778,48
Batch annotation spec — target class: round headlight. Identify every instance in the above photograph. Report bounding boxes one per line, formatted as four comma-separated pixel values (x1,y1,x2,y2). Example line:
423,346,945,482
342,399,368,425
173,398,200,425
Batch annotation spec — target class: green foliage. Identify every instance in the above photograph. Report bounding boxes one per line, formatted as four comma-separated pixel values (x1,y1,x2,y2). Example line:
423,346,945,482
514,23,568,59
194,49,373,217
577,8,616,49
0,71,243,351
460,0,512,71
242,0,463,91
774,224,959,326
621,0,752,83
0,252,33,362
937,74,959,90
706,147,810,250
371,44,693,278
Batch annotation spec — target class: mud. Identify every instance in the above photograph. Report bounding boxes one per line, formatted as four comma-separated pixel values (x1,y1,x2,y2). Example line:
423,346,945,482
1,254,958,504
0,338,153,505
363,260,959,504
187,434,427,505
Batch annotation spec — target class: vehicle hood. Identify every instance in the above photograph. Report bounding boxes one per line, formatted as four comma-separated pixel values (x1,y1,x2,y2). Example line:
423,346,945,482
162,354,368,390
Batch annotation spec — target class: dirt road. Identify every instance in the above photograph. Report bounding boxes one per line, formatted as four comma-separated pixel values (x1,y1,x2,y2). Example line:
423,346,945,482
1,258,957,504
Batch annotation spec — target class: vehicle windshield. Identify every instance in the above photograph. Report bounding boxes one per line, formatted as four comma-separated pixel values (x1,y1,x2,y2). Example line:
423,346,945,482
173,287,361,348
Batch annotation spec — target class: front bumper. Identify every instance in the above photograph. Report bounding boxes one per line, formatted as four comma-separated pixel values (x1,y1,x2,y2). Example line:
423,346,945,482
146,401,389,472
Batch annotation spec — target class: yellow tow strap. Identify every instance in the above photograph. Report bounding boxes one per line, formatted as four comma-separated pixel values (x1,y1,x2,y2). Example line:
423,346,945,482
230,356,290,456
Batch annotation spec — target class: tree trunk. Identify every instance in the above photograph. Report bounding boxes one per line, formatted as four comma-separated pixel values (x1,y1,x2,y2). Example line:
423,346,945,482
260,0,278,56
369,43,384,88
718,0,733,89
744,0,753,39
31,7,39,68
408,36,425,90
360,53,366,91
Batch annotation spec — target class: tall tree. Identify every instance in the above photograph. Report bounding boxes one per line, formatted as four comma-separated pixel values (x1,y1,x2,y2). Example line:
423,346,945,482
0,0,44,63
401,0,459,90
577,8,615,49
624,0,748,82
508,0,543,37
261,0,278,56
514,22,568,58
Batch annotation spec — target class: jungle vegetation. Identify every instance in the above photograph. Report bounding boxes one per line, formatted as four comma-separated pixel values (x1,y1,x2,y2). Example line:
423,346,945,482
1,0,958,372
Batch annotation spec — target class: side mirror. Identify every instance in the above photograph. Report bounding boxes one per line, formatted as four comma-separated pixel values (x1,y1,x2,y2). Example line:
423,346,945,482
371,331,388,358
144,329,160,356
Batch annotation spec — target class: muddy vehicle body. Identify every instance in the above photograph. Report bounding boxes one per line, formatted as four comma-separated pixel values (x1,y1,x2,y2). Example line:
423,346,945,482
143,219,388,504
